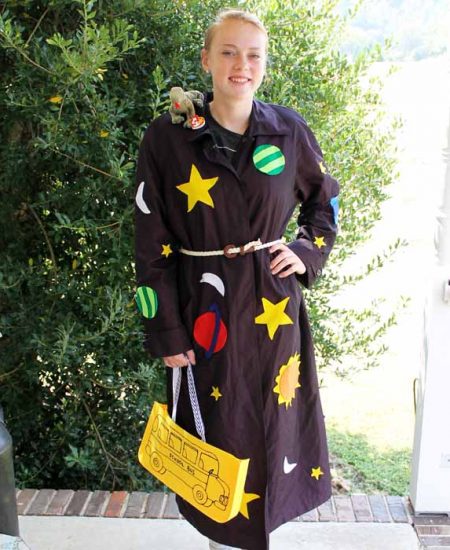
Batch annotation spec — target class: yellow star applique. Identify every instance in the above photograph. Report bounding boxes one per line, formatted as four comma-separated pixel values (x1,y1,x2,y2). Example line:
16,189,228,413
176,164,218,212
239,492,260,519
210,386,222,401
314,236,326,249
161,244,173,258
311,466,324,480
255,297,293,340
319,160,327,174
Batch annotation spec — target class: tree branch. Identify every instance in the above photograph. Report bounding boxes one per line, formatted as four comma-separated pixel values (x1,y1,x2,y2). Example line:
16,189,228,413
25,6,49,47
27,204,58,272
46,145,122,180
81,398,118,488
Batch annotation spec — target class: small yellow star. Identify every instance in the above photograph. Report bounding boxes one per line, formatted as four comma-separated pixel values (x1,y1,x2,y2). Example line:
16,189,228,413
161,244,173,258
311,466,324,480
210,386,222,401
99,130,109,138
176,164,219,212
255,297,293,340
239,492,260,519
319,160,327,174
49,95,63,104
314,236,326,249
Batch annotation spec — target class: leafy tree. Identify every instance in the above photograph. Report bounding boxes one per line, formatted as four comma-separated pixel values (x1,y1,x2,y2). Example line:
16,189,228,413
0,0,399,490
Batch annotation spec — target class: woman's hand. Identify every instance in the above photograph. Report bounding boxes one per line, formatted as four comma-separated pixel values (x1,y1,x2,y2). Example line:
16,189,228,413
163,349,196,368
269,243,306,278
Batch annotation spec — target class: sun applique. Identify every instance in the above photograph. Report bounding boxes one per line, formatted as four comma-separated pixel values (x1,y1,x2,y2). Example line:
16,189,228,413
273,353,301,409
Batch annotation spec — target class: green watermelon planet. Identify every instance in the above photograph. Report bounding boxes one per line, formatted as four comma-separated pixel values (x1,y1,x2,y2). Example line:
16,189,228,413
135,286,158,319
253,144,285,175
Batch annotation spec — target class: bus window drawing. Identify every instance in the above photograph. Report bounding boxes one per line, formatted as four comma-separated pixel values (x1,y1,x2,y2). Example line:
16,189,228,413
147,413,230,510
138,401,250,523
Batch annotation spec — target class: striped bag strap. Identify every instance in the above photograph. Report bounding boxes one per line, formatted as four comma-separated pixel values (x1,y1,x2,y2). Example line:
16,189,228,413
171,361,206,443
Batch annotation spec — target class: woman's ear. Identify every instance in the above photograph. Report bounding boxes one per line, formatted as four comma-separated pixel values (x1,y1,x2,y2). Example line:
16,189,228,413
200,48,209,73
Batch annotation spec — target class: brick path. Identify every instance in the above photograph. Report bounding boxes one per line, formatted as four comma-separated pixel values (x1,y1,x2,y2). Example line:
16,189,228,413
15,490,450,548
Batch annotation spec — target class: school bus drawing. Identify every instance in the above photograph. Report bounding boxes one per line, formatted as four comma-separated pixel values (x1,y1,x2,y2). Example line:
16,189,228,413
146,413,230,510
138,402,250,522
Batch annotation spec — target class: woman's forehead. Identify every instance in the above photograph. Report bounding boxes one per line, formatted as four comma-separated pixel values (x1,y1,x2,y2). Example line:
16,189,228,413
211,20,267,49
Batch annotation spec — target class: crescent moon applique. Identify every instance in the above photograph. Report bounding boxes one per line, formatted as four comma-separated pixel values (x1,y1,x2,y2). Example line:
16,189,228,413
200,272,225,296
283,456,298,474
136,181,151,214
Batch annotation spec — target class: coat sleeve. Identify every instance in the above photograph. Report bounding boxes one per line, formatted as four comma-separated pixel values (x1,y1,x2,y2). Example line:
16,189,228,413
134,124,192,357
287,120,340,289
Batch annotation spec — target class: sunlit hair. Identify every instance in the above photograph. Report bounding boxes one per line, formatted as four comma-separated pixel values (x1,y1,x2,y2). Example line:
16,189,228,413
204,9,268,52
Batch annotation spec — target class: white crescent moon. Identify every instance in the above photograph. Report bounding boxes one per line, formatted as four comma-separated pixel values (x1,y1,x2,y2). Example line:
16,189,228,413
283,456,297,474
136,181,151,214
200,272,225,296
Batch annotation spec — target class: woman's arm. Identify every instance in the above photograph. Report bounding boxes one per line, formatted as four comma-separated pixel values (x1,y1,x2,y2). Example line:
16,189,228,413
134,124,193,359
287,120,340,288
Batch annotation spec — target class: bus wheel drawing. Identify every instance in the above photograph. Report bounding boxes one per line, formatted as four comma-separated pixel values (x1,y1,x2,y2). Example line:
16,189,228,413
193,485,209,505
150,451,165,473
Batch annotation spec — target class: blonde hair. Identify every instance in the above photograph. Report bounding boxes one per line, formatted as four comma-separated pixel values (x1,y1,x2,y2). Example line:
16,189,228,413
204,9,268,51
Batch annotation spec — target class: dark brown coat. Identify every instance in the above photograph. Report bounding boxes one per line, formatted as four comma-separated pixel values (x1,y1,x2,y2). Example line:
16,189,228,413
135,91,339,549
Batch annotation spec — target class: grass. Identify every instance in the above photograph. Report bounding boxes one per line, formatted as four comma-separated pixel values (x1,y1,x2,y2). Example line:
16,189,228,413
327,422,412,495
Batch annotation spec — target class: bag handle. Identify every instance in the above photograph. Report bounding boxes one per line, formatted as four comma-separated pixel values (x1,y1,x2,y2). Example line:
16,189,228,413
171,358,206,443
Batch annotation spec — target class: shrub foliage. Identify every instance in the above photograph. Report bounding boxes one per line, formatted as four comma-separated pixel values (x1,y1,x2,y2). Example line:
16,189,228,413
0,0,398,489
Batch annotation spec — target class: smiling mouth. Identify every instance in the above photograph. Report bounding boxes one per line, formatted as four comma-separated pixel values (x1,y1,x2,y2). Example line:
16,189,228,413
229,77,251,83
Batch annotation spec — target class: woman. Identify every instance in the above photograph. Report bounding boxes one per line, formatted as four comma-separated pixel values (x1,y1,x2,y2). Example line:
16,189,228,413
135,9,339,550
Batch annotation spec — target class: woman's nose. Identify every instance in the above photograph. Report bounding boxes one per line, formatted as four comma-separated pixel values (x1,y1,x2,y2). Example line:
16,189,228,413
233,54,248,70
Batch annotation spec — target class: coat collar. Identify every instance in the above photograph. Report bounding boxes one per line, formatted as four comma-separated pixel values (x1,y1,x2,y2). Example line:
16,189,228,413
186,90,290,142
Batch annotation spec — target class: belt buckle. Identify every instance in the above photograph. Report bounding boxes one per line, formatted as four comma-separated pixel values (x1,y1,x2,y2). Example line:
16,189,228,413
223,243,256,258
223,244,237,258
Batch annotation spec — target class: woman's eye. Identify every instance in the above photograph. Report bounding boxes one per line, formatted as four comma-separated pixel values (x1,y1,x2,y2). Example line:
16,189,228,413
222,51,234,56
250,54,260,59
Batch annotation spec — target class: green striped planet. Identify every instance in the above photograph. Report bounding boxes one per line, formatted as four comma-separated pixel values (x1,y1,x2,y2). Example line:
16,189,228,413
253,144,285,175
135,286,158,319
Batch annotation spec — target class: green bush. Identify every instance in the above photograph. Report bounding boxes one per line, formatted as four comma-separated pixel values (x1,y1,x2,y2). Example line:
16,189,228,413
0,0,399,490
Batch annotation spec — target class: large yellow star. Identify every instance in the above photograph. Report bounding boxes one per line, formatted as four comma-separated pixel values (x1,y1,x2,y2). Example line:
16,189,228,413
239,492,260,519
161,244,172,258
314,236,326,249
176,164,218,212
311,466,324,480
255,297,293,340
210,386,222,401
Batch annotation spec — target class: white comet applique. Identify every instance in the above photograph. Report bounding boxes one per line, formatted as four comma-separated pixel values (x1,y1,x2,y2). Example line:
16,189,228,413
283,456,298,474
136,181,151,214
200,272,225,296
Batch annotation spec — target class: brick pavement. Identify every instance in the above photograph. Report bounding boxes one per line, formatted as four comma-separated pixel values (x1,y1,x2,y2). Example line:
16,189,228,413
14,490,450,548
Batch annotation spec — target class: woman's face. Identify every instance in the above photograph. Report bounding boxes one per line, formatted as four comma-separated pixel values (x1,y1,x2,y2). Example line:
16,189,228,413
201,19,267,102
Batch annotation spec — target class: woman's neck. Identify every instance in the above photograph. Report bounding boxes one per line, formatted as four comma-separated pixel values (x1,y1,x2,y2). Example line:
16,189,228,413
208,95,253,135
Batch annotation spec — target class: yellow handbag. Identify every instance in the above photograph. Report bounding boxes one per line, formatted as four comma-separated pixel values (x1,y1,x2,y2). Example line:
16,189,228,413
138,362,251,523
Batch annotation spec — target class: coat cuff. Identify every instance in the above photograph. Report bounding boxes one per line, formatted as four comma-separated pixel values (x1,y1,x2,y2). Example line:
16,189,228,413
287,239,322,289
142,322,192,358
